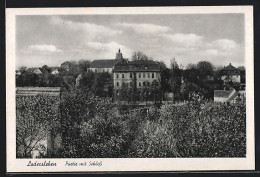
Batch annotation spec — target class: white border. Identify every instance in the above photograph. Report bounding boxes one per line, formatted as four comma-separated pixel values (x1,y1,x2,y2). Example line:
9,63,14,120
6,6,254,172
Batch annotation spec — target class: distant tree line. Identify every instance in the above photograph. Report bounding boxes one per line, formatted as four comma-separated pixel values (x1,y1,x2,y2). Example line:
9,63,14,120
16,60,91,89
16,51,244,101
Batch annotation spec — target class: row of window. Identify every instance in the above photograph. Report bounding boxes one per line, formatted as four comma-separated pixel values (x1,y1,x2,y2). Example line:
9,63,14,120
89,68,110,72
116,72,156,79
116,81,158,87
115,90,158,96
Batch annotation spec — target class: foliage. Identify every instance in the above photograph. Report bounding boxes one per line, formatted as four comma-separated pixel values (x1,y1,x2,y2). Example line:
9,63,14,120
158,102,246,157
58,89,246,158
79,72,113,97
79,60,91,72
197,61,214,79
16,94,60,158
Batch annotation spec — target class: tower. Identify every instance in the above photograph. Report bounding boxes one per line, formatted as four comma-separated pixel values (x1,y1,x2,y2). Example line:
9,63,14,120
115,48,123,60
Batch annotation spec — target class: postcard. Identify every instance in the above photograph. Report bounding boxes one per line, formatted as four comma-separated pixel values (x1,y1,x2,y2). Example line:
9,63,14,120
6,6,254,172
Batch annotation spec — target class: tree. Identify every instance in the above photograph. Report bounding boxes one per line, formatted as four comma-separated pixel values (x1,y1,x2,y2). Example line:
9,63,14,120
186,63,197,70
157,61,171,100
19,66,27,74
131,51,153,61
42,65,51,73
48,74,62,87
169,59,182,101
16,94,60,158
79,60,91,72
197,61,214,79
118,82,131,103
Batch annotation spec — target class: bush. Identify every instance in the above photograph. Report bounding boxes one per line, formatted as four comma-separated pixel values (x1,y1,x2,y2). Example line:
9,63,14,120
19,89,246,158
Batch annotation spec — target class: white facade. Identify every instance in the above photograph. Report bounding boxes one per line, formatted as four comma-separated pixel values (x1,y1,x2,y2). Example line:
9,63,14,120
214,89,236,103
221,75,240,83
113,72,160,89
51,69,59,75
88,68,113,73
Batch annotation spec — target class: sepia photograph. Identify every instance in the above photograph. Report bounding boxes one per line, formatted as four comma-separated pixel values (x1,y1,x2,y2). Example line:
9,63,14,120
6,6,254,172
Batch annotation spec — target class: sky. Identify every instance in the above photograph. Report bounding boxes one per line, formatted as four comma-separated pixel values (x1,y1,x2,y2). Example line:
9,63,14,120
16,14,245,69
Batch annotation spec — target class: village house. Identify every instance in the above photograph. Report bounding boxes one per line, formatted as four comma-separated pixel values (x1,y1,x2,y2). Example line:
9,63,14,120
16,70,21,76
60,61,71,71
88,49,124,73
220,63,242,83
214,88,245,104
50,67,59,75
113,59,161,101
27,68,45,75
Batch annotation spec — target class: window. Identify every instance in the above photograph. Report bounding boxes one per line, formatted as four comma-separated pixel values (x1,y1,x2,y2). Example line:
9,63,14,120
130,73,132,78
116,74,119,78
143,82,145,86
95,69,97,72
139,82,141,86
130,82,132,86
152,73,154,78
139,73,141,78
122,74,124,78
117,82,119,87
148,73,150,78
147,82,150,86
143,73,145,78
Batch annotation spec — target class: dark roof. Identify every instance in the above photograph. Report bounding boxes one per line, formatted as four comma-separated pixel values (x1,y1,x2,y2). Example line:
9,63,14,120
27,68,43,73
214,90,232,98
221,63,240,75
27,68,37,72
227,92,239,102
89,59,122,68
114,60,160,72
50,67,59,72
39,68,49,74
61,61,71,66
16,87,60,96
237,66,245,71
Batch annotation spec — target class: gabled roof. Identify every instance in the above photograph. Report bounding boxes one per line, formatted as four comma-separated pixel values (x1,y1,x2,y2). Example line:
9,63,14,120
27,68,43,74
61,61,71,66
214,87,236,98
114,60,160,72
50,67,59,72
221,63,240,75
214,90,233,98
89,59,122,68
227,92,239,102
39,68,49,74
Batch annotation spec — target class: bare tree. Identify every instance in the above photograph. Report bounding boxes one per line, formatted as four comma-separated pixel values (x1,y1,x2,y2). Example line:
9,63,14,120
131,51,153,61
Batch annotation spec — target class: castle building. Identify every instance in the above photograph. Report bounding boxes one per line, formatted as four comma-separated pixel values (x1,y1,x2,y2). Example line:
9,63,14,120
88,49,124,73
113,59,161,101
